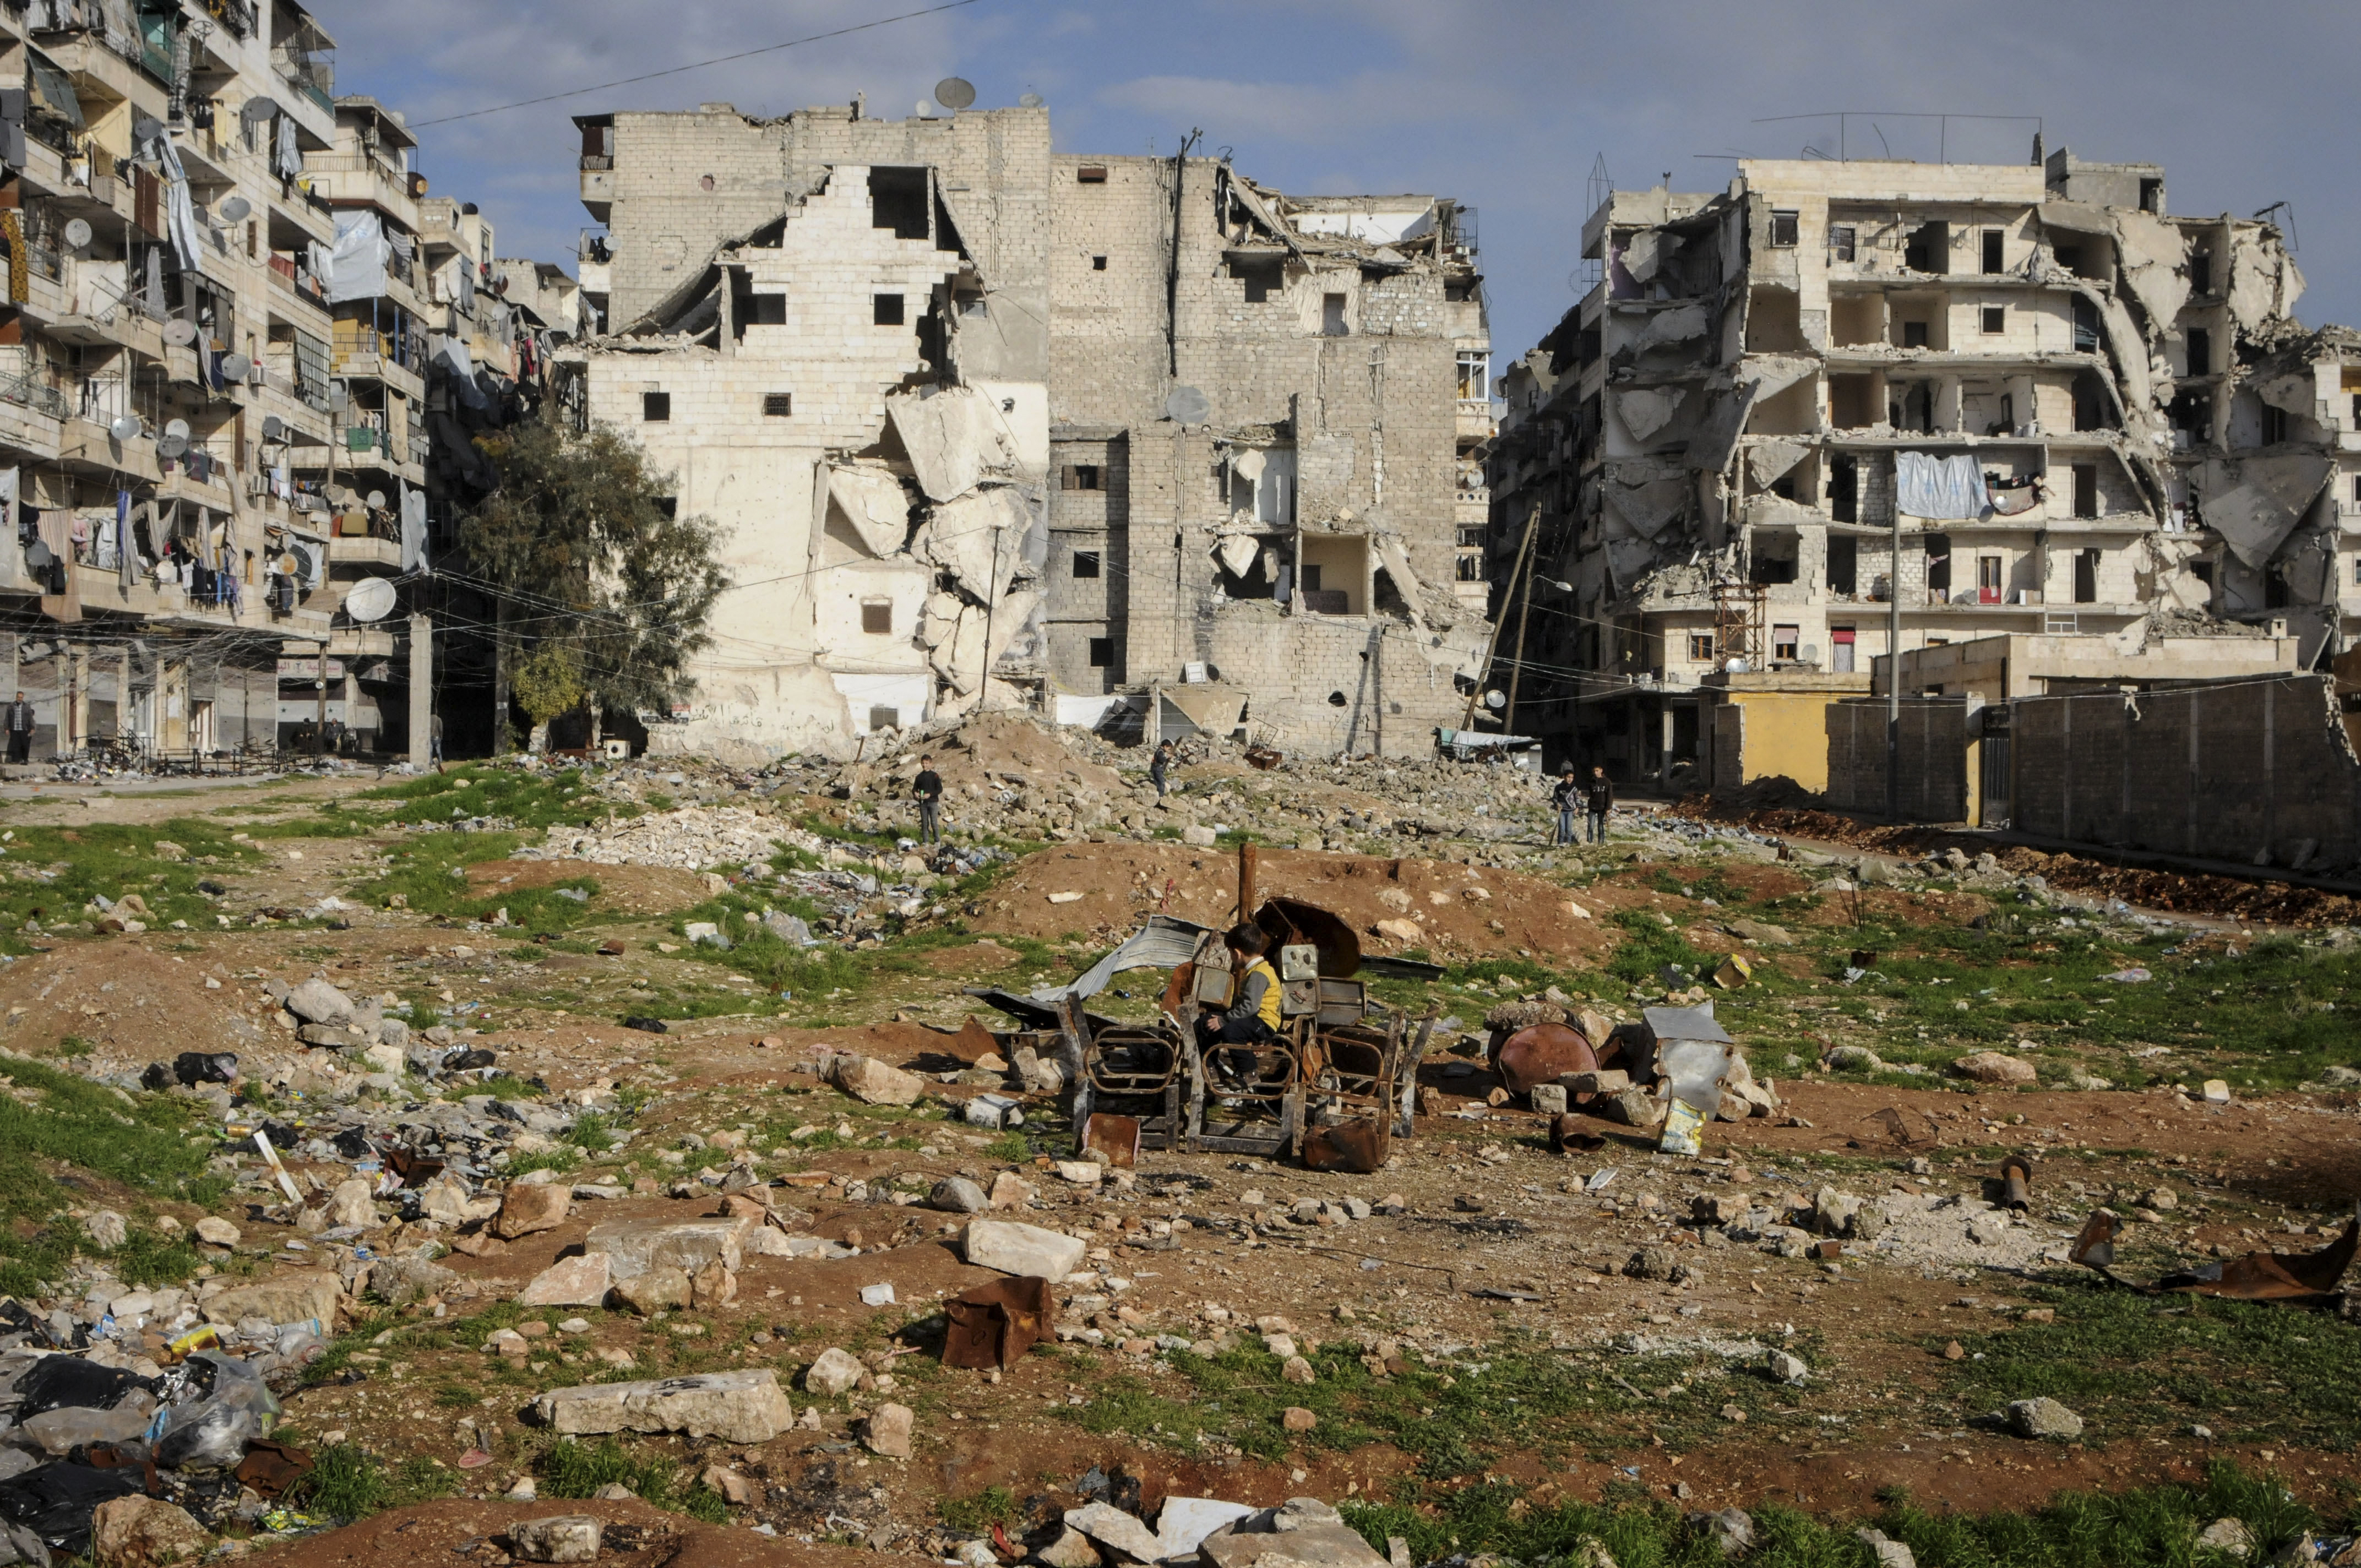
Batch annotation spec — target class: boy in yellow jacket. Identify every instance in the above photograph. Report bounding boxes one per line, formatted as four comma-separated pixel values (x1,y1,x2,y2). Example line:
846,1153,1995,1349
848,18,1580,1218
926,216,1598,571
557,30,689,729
1198,922,1282,1086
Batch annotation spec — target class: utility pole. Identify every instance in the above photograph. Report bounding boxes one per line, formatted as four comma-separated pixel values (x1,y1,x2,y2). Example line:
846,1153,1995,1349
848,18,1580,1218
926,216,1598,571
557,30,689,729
491,596,510,755
1462,502,1539,734
1503,503,1544,736
1886,498,1902,820
407,612,431,768
313,640,327,756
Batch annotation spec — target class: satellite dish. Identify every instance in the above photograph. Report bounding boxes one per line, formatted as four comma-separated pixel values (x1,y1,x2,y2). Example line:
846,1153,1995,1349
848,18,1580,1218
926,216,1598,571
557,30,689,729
157,434,188,459
1163,384,1210,424
1483,689,1506,710
914,100,934,118
165,418,191,440
274,552,298,576
1724,657,1750,674
220,195,251,222
345,577,398,623
1801,645,1820,663
220,354,251,382
260,415,284,440
240,98,278,124
109,416,142,442
163,318,197,346
133,116,163,144
934,77,976,111
365,489,386,510
62,218,91,249
1018,92,1043,109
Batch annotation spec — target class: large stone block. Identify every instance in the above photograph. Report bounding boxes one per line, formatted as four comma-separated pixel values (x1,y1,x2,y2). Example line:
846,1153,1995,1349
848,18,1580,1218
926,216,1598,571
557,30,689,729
494,1182,574,1240
198,1271,340,1328
584,1217,748,1281
518,1254,613,1308
532,1369,793,1443
962,1219,1085,1280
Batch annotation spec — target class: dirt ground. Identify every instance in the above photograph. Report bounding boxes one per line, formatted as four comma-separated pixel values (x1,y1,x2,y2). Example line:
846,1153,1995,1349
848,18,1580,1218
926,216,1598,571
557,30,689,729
2,761,2358,1560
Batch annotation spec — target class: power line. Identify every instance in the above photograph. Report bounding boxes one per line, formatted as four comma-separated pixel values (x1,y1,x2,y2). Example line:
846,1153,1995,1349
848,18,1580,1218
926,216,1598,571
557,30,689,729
411,1,986,128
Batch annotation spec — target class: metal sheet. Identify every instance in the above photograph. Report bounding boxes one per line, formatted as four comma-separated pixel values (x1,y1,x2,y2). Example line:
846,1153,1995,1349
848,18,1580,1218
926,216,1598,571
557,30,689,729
1497,1022,1598,1096
942,1276,1053,1370
1302,1119,1385,1174
1056,913,1216,1002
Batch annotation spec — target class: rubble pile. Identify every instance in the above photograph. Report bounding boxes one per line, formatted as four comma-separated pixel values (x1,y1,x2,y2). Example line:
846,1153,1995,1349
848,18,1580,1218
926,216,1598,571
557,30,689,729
531,806,818,872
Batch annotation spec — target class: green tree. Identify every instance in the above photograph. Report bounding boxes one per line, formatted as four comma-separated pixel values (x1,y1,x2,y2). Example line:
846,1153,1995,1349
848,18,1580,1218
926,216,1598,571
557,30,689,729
460,422,726,743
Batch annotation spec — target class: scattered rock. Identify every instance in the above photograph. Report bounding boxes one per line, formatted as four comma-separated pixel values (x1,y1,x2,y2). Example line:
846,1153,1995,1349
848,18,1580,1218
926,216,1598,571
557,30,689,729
1282,1407,1318,1432
91,1495,211,1568
2006,1396,2084,1440
2195,1518,2253,1560
1952,1051,2038,1086
1766,1351,1809,1385
862,1401,914,1458
826,1052,926,1106
584,1218,746,1281
509,1515,602,1564
613,1265,692,1316
284,978,356,1027
193,1217,240,1248
532,1370,793,1444
804,1347,866,1398
493,1182,573,1239
518,1254,613,1308
1855,1527,1917,1568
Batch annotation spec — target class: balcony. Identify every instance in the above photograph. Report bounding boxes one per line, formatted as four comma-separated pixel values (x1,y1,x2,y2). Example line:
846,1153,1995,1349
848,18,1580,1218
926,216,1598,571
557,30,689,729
579,161,613,224
304,151,420,223
266,255,332,320
271,30,336,118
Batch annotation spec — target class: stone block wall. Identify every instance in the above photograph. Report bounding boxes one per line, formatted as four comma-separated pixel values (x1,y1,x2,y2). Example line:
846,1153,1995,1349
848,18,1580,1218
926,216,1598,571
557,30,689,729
1824,696,1970,820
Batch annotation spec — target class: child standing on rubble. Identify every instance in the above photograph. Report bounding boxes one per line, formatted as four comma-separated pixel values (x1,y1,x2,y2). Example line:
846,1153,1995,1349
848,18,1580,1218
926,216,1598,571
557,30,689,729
913,755,944,845
1549,763,1580,846
1199,922,1282,1087
1150,740,1174,799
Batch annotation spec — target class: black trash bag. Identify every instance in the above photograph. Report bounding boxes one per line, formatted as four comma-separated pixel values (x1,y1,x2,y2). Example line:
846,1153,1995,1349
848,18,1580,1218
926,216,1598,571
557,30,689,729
256,1120,304,1150
174,1052,238,1087
0,1461,150,1555
0,1298,55,1345
330,1128,373,1160
15,1358,161,1417
444,1048,497,1071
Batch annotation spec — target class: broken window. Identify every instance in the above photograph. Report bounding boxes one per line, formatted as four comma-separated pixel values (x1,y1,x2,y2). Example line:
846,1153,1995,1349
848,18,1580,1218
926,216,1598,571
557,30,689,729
2352,474,2361,505
1088,636,1114,668
1830,627,1856,673
2071,295,2100,354
1981,229,2005,274
743,293,786,328
2072,464,2098,519
641,391,670,422
1925,534,1952,597
1902,320,1930,349
762,393,792,417
2074,548,2099,605
1829,378,1876,432
1076,166,1107,184
1687,633,1715,663
1227,255,1282,302
1061,465,1103,492
655,498,678,520
1902,221,1949,274
2139,177,2162,214
1977,554,2003,603
1827,534,1858,593
2169,389,2212,438
1322,293,1349,336
1749,531,1799,585
2185,327,2211,378
1456,352,1488,401
2190,250,2213,296
1455,554,1482,582
1830,456,1859,524
873,293,905,326
2262,404,2289,445
860,601,893,635
868,167,929,240
1772,624,1800,662
1829,225,1857,263
1091,255,1107,271
868,706,900,731
1769,209,1799,247
1981,306,2005,335
1071,551,1101,579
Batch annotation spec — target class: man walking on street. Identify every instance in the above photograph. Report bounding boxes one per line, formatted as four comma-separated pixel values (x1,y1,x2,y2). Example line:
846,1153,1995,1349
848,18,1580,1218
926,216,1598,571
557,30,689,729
913,754,944,845
1549,763,1580,846
1584,765,1614,845
3,692,32,765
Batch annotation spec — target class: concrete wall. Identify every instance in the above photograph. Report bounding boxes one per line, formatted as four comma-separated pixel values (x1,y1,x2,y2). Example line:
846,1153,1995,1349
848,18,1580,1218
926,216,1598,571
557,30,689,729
1711,690,1847,794
2010,674,2361,869
1824,697,1970,821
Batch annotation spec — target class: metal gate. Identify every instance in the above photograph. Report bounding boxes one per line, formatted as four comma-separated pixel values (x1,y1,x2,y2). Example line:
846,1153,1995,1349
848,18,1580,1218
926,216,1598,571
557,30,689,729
1978,704,2011,828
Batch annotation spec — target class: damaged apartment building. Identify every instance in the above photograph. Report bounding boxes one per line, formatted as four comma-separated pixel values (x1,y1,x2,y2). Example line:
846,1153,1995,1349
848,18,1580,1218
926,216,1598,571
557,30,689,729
564,99,1490,760
1488,145,2342,785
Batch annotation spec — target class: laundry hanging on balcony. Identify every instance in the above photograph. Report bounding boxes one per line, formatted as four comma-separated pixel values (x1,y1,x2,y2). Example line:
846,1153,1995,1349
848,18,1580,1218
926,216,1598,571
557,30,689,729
324,211,391,304
1894,451,1991,520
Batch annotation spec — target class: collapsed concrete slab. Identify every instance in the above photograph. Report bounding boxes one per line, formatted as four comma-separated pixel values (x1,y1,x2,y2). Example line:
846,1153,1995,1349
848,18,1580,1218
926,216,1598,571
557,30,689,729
532,1369,793,1443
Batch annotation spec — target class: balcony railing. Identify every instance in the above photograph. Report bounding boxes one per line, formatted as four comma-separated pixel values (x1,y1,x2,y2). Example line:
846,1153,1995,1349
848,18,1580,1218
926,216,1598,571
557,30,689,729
0,373,69,421
271,35,335,115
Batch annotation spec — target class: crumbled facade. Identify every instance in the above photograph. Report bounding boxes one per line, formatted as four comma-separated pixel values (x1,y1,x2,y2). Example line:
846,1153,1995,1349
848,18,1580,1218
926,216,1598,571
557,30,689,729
564,101,1490,760
1488,146,2323,784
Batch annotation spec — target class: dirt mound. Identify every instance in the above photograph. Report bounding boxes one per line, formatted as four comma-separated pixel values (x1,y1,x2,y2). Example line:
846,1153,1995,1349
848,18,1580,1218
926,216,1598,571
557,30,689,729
1711,775,1824,813
466,857,711,916
975,843,1620,963
847,710,1125,805
1993,848,2361,927
264,1498,890,1568
0,940,261,1070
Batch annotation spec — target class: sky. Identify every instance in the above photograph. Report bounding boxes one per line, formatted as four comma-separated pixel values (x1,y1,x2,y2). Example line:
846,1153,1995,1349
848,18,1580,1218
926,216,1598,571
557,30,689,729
307,0,2361,361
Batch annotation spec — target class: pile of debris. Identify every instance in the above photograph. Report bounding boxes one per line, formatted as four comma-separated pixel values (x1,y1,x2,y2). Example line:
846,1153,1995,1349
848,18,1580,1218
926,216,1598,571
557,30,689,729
530,805,820,872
